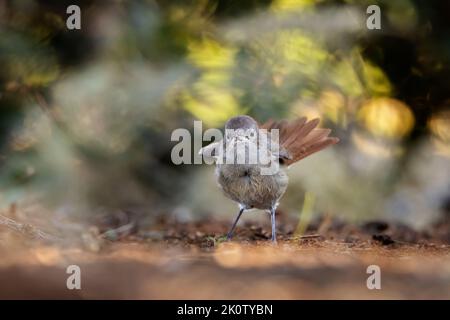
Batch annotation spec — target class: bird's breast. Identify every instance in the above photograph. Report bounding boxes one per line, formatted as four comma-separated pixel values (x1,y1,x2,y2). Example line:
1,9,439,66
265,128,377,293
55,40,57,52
216,163,288,210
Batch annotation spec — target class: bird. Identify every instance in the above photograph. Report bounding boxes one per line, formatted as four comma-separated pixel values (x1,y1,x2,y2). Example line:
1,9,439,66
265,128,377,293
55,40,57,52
199,115,339,243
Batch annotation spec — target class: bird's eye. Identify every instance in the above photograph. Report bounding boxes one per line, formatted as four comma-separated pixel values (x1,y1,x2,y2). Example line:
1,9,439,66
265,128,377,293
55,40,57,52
250,131,255,137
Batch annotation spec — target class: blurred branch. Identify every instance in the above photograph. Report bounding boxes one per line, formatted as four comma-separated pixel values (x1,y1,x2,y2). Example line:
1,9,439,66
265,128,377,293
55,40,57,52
0,214,59,242
32,89,66,131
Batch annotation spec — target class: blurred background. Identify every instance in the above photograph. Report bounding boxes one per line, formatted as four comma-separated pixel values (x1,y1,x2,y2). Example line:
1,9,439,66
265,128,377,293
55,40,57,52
0,0,449,237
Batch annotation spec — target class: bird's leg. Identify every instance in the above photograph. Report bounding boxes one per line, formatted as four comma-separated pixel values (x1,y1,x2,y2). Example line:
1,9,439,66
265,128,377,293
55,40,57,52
270,206,277,243
226,207,245,240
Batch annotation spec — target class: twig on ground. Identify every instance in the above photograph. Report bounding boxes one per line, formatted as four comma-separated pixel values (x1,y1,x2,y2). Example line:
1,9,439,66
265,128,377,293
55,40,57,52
299,234,322,239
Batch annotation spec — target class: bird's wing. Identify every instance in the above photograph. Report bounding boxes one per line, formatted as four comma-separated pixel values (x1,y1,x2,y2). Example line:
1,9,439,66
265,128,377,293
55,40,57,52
260,117,339,166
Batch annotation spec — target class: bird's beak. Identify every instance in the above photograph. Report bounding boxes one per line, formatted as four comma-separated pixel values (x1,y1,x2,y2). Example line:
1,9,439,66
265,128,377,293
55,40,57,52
234,135,247,142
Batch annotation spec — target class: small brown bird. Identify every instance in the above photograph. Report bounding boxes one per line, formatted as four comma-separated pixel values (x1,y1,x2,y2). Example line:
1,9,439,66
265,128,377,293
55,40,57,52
200,115,339,243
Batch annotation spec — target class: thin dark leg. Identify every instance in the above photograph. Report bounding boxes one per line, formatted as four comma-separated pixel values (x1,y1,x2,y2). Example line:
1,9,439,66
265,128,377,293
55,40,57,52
227,207,245,240
270,207,277,243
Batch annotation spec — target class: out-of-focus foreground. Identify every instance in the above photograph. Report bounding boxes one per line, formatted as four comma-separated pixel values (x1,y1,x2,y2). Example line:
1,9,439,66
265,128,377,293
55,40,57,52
1,216,449,299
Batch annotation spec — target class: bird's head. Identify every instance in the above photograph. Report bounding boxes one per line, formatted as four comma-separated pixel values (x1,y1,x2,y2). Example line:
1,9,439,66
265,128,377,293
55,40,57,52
224,115,258,143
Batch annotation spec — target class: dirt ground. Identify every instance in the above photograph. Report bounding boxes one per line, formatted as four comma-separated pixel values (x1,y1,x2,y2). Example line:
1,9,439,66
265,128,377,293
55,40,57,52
0,213,449,299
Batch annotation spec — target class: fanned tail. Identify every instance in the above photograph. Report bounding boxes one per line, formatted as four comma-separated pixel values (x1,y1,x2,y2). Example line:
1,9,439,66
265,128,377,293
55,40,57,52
261,117,339,166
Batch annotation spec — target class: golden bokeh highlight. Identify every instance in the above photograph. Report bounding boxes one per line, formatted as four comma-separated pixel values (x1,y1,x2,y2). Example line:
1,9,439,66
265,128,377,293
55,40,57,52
183,38,242,126
428,110,450,142
358,97,415,139
362,60,392,96
428,110,450,157
271,0,315,12
187,38,236,70
318,89,346,125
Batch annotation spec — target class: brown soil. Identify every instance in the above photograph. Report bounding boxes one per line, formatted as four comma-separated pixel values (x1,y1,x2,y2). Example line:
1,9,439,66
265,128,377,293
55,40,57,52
0,214,449,299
